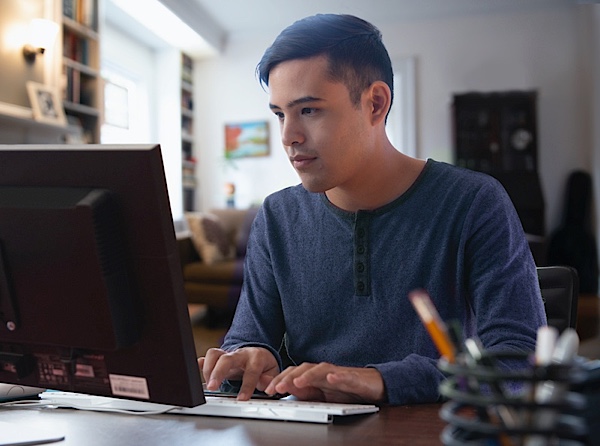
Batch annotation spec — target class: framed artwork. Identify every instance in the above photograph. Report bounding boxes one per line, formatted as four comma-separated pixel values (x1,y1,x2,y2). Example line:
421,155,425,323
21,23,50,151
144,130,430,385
225,121,269,159
26,81,67,126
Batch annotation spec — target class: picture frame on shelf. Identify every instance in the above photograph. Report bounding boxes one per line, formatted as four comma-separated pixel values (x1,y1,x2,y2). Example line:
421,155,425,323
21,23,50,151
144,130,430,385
225,120,270,159
26,82,67,126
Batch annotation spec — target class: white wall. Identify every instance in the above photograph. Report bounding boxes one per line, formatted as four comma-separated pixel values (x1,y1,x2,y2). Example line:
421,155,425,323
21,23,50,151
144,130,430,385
381,6,588,233
194,31,293,210
194,4,594,237
0,0,47,108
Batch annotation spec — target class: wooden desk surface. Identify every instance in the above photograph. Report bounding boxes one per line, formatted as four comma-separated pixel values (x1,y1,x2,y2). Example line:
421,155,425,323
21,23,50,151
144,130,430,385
0,403,445,445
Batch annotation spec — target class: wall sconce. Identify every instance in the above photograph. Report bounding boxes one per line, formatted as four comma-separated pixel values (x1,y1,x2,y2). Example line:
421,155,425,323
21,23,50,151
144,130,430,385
23,19,59,63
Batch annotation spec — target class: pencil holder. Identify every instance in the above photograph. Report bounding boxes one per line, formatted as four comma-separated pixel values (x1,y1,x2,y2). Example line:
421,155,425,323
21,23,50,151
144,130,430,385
437,351,596,446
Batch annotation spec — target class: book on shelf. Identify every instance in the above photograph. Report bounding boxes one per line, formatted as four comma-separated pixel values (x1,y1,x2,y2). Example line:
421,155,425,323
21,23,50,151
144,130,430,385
182,174,197,188
182,54,193,70
63,66,80,103
182,142,194,160
63,30,90,65
181,91,193,110
63,0,97,29
62,67,96,107
181,116,193,135
182,54,193,81
181,71,193,85
63,0,75,20
181,54,193,84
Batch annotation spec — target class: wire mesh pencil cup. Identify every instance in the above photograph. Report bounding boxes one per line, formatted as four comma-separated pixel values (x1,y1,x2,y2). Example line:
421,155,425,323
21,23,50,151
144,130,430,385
437,351,591,446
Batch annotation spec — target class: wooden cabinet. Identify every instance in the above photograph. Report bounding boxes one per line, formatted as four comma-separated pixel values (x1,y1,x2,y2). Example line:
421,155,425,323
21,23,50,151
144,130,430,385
452,91,538,173
452,91,545,236
181,53,196,211
59,0,101,143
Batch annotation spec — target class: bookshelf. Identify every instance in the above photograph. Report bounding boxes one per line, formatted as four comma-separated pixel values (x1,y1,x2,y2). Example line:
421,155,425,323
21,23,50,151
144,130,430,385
181,52,196,211
60,0,101,143
452,91,544,236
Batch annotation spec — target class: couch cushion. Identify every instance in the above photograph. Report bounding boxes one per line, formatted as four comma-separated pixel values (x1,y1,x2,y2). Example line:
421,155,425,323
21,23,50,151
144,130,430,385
183,259,242,284
183,281,242,310
210,209,248,238
185,212,235,265
235,206,259,257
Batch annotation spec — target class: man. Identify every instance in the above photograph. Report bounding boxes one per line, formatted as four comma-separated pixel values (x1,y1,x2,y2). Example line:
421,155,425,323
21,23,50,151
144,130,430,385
199,14,546,405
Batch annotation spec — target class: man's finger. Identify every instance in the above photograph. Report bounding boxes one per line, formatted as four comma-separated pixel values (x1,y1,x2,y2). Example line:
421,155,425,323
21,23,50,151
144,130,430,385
201,348,227,388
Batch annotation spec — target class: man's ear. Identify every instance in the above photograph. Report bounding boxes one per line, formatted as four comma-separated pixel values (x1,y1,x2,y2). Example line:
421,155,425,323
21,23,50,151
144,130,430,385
367,81,392,126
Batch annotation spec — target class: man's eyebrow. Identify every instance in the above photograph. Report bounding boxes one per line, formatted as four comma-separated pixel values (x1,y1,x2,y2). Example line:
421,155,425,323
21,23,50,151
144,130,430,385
269,96,324,110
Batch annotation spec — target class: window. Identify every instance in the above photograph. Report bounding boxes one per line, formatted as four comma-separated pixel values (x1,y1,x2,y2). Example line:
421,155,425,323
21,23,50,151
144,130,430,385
386,57,417,157
101,64,150,143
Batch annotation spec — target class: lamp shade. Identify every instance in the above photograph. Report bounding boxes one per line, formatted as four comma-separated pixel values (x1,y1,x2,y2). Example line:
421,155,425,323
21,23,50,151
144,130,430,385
28,19,59,52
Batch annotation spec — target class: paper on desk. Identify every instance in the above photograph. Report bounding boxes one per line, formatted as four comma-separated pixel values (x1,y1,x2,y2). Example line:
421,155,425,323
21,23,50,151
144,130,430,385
0,421,64,446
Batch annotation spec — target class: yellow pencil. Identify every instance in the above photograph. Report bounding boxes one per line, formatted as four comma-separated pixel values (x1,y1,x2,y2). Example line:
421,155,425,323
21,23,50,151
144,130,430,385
409,290,456,363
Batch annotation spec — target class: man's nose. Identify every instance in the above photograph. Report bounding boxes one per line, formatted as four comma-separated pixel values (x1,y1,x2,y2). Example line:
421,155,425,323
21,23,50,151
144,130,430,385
281,118,304,147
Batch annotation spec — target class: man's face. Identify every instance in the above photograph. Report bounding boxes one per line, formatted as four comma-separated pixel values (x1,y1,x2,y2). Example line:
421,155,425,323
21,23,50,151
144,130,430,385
268,56,373,193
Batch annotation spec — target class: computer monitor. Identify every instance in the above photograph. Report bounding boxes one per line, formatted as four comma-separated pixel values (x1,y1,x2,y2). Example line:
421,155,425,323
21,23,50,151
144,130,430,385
0,144,204,407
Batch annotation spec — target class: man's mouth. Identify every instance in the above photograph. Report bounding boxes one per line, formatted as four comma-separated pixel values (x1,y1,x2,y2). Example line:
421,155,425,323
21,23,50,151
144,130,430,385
290,155,317,170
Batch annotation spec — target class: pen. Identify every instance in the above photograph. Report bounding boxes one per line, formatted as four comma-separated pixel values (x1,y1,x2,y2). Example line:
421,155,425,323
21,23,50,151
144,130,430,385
530,326,559,415
409,290,456,363
534,326,558,367
525,328,579,446
536,328,579,405
523,326,558,436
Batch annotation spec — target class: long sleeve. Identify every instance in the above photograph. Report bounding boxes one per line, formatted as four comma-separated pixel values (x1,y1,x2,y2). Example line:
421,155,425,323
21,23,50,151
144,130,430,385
222,160,546,405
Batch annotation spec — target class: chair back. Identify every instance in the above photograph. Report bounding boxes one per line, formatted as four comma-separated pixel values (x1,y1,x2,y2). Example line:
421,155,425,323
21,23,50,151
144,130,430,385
537,266,579,332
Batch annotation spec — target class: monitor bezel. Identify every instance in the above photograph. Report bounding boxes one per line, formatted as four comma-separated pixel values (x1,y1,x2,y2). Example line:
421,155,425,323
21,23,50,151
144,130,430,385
0,144,204,407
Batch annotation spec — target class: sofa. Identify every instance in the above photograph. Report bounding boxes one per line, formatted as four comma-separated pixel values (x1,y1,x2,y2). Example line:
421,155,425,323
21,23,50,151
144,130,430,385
177,207,259,327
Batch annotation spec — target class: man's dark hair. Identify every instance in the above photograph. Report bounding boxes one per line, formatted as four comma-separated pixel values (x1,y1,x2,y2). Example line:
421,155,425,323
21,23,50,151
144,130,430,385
257,14,394,110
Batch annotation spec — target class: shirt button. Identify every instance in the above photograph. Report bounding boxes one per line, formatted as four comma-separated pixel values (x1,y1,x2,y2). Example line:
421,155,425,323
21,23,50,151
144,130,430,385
357,228,365,238
357,262,365,272
357,246,365,254
357,282,365,292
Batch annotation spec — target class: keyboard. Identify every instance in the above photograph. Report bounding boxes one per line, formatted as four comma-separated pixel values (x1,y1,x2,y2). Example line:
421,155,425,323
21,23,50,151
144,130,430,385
39,391,379,424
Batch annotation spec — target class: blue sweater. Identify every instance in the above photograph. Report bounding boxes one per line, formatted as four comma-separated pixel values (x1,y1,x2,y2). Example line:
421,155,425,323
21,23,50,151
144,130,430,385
222,160,547,405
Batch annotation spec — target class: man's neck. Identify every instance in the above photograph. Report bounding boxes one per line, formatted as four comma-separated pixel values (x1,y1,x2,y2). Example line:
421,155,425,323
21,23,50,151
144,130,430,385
325,152,426,212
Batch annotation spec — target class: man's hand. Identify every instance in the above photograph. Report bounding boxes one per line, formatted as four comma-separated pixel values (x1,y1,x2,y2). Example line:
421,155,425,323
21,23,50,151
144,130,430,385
264,362,387,404
198,347,279,400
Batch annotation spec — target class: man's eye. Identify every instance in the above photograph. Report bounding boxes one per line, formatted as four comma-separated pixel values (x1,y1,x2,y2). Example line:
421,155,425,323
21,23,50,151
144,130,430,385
301,108,317,115
274,112,284,120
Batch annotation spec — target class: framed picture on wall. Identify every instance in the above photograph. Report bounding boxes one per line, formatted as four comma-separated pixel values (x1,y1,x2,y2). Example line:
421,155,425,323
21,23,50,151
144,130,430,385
225,120,270,159
26,81,67,126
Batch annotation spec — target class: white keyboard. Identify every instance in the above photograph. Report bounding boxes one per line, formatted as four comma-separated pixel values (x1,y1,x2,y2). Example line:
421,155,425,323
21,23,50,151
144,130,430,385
39,391,379,424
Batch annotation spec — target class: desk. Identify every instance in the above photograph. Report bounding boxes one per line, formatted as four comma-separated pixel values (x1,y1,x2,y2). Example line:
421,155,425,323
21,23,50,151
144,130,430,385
0,403,445,445
578,294,599,340
579,294,600,360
